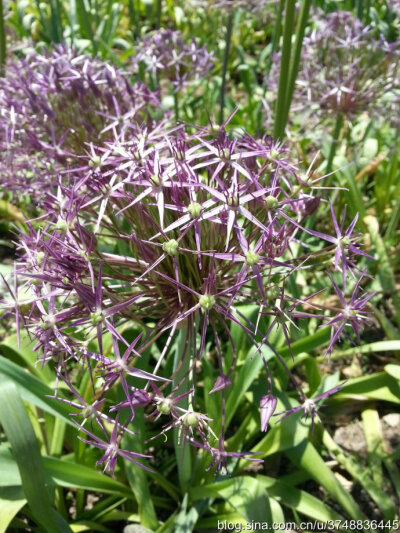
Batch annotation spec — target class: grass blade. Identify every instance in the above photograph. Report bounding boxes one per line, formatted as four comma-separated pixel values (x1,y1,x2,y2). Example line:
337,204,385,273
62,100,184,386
0,355,75,425
273,0,296,140
0,486,26,533
286,440,365,520
0,380,71,532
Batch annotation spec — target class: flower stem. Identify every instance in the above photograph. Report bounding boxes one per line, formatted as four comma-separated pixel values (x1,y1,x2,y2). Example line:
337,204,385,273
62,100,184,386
326,113,343,176
219,8,234,125
283,0,311,129
156,0,162,28
174,91,179,121
273,0,296,140
173,327,192,492
270,0,285,59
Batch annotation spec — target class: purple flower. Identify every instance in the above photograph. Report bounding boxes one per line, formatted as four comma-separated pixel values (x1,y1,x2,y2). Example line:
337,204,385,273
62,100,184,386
323,274,375,357
188,438,263,474
0,46,163,206
274,384,344,432
1,61,374,473
210,374,232,393
74,418,153,473
132,29,214,92
265,10,399,131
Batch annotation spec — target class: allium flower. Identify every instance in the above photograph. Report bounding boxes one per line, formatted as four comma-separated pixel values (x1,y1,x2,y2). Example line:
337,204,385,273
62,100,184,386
2,55,373,472
274,383,344,432
73,417,154,473
323,274,375,357
0,46,163,205
265,10,400,130
132,29,214,92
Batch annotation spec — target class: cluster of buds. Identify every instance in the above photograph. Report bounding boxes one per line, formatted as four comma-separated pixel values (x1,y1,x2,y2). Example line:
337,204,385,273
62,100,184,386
132,29,215,92
1,50,374,474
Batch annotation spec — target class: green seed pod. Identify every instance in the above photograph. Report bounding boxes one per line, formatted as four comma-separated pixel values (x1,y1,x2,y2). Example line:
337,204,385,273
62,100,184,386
162,239,179,256
199,294,215,310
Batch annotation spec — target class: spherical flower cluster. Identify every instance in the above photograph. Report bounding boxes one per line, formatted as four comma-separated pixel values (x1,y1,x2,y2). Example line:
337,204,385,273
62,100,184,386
0,46,163,204
132,29,215,92
265,10,399,130
2,55,374,474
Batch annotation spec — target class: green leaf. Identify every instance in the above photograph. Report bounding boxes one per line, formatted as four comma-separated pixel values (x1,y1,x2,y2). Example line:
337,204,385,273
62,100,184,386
248,403,309,458
257,476,345,522
0,447,22,487
323,430,396,520
173,492,210,533
225,354,264,428
361,408,384,486
327,340,400,360
364,215,400,328
191,477,273,526
123,413,159,531
0,356,74,425
286,441,365,520
0,447,132,497
0,486,26,533
0,380,72,533
336,372,400,404
0,333,53,382
385,364,400,380
76,0,97,53
43,457,132,497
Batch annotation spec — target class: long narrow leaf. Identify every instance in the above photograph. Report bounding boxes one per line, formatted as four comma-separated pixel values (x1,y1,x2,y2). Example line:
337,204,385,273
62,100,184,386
0,381,71,533
0,356,75,425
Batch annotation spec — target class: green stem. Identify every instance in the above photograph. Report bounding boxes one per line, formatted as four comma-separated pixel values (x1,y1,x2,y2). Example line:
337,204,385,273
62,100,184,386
219,8,234,125
326,113,343,176
173,328,192,492
174,90,179,121
356,0,363,21
270,0,285,58
283,0,311,129
273,0,296,140
49,418,66,457
156,0,162,28
128,0,139,40
0,0,5,76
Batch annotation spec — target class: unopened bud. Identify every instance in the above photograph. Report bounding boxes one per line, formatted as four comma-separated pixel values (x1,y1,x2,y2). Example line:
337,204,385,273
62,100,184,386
260,395,277,432
210,374,232,393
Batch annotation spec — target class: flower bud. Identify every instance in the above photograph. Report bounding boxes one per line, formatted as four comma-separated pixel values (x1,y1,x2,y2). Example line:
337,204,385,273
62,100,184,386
260,395,277,432
210,374,232,393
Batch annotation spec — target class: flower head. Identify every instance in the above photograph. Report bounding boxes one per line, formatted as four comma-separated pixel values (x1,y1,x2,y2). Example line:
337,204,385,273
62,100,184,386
1,54,373,473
